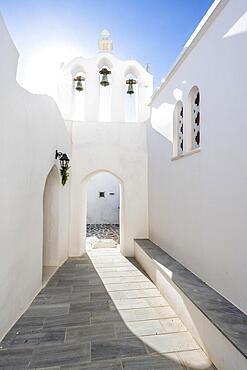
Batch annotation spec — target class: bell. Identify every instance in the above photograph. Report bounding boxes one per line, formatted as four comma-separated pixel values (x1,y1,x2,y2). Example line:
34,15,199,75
73,76,85,92
99,68,111,87
126,79,137,95
100,73,109,87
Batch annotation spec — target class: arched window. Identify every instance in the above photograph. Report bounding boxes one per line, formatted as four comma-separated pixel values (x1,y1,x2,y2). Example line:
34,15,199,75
173,101,184,156
189,86,200,150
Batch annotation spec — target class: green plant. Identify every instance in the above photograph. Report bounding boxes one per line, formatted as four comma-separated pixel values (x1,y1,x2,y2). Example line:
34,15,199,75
60,166,70,186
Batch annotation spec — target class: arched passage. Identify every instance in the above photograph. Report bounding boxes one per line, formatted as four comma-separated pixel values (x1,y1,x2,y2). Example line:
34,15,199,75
80,170,124,254
86,172,120,249
42,165,60,284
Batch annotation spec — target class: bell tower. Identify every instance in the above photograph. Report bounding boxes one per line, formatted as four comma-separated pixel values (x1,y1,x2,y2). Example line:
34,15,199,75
98,29,113,53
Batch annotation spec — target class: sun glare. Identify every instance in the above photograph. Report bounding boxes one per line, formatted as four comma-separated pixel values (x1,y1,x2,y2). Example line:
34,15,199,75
17,43,83,98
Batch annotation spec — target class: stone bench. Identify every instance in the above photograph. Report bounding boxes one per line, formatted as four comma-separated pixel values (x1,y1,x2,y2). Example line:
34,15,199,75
134,239,247,370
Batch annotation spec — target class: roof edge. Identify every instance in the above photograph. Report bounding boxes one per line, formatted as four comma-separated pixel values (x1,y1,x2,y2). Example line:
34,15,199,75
150,0,229,105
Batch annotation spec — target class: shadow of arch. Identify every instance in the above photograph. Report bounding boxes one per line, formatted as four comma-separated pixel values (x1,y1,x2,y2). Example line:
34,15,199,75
80,169,125,254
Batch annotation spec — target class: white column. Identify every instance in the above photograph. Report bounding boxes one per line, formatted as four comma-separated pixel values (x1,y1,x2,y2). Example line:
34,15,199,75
84,64,100,122
111,65,125,122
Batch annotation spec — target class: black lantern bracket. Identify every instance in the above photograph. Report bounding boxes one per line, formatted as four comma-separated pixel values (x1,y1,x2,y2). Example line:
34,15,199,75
55,150,70,186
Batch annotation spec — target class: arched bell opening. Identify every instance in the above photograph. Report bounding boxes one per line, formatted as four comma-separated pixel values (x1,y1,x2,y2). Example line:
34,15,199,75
98,65,112,122
71,65,86,121
124,66,139,122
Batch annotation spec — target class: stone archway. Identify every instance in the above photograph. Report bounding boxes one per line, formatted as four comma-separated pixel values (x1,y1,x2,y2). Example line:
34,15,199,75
86,171,121,250
79,169,125,255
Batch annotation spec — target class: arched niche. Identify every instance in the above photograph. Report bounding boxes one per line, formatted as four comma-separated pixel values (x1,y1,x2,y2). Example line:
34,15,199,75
42,165,60,284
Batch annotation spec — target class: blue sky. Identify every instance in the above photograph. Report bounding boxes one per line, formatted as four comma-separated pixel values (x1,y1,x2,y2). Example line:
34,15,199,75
0,0,214,87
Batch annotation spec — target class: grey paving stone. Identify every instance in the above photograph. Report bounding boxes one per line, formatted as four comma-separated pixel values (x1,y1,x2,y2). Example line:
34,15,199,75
61,359,122,369
11,327,66,348
73,285,107,294
40,293,90,306
91,310,122,324
0,347,33,369
90,292,112,302
30,367,60,370
30,342,90,367
91,338,147,361
66,323,116,343
0,251,216,369
44,312,90,329
23,304,70,318
69,301,113,314
14,316,45,329
39,287,72,296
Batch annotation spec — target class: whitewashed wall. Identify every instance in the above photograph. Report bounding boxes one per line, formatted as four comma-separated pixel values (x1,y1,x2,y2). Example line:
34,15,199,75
87,172,120,224
67,120,149,257
148,0,247,313
0,14,70,340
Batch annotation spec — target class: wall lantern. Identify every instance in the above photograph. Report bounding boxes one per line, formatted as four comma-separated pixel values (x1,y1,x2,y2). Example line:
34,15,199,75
73,75,85,92
55,150,70,186
99,68,111,86
126,79,137,95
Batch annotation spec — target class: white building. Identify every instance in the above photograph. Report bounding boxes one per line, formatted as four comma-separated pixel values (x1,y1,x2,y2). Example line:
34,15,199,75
0,0,247,369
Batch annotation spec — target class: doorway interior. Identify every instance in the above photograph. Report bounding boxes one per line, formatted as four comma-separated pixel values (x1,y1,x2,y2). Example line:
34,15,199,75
86,172,121,250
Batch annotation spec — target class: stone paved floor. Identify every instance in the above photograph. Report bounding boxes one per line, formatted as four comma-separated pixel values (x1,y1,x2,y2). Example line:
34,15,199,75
86,224,120,244
0,249,216,369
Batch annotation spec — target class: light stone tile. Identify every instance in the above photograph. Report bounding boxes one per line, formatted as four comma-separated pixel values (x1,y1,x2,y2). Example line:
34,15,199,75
95,267,137,272
123,320,165,337
112,296,168,310
98,271,143,278
105,282,155,292
101,275,149,284
143,332,200,354
178,349,216,370
159,318,187,333
109,289,161,300
120,306,176,322
117,318,186,337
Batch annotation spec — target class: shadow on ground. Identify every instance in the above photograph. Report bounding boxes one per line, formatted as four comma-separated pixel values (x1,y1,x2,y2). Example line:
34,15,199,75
0,250,215,369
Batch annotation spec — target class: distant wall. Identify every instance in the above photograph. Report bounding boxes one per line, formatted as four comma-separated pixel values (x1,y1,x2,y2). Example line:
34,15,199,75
0,13,70,340
148,0,247,313
67,120,149,257
87,172,120,224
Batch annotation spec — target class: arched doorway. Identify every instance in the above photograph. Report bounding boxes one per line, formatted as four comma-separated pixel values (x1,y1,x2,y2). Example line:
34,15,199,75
86,172,121,250
80,170,124,253
42,165,60,285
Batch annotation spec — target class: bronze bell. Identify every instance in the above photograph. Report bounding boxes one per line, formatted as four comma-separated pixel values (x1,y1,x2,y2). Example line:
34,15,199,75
99,68,111,86
126,79,137,95
73,76,85,92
